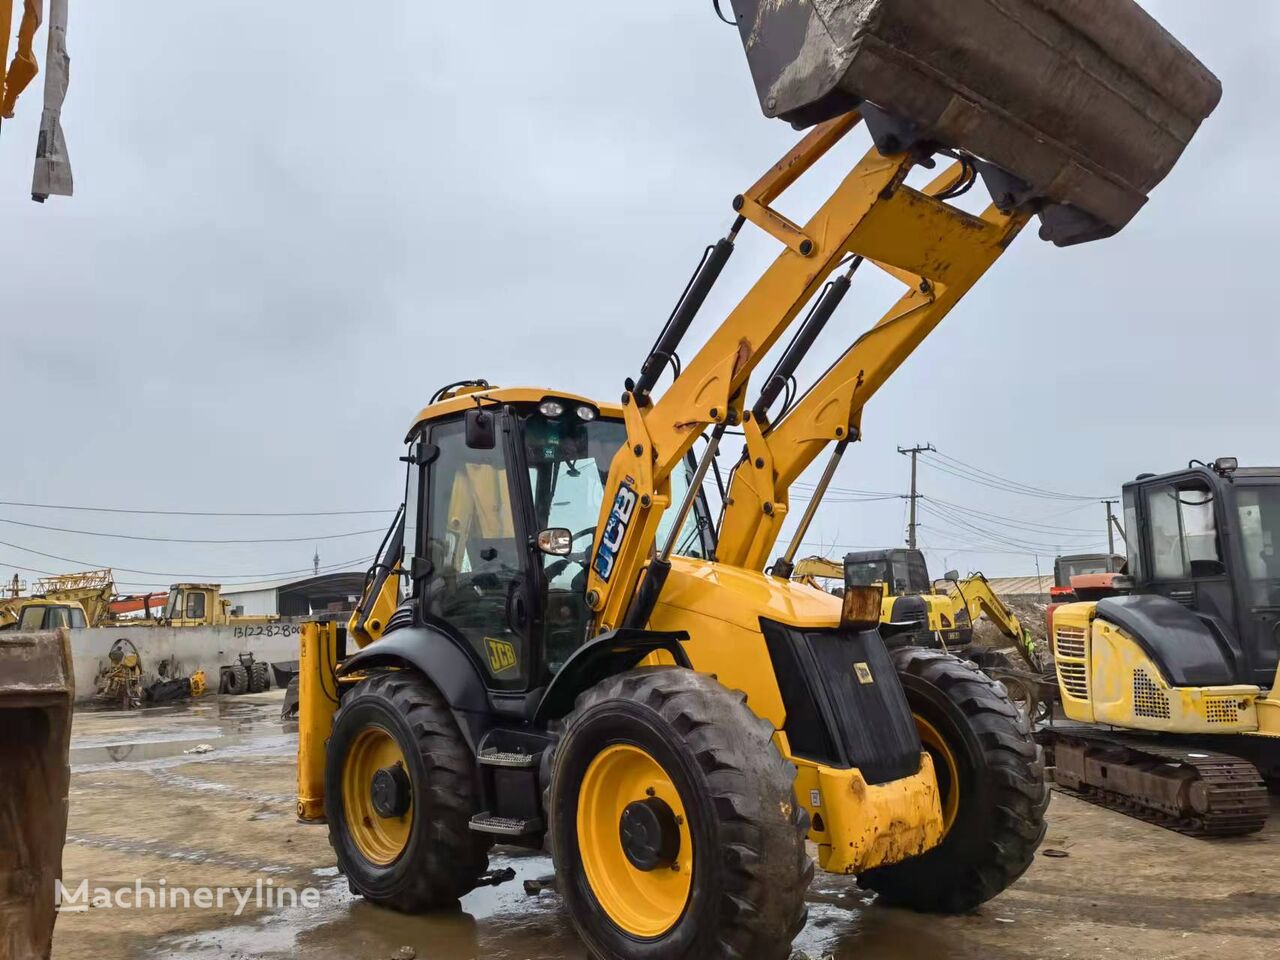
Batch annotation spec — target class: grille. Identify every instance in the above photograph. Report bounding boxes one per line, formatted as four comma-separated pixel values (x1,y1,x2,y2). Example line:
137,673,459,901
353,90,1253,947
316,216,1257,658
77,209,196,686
1057,662,1089,700
1133,668,1171,719
1054,626,1086,660
1205,697,1242,724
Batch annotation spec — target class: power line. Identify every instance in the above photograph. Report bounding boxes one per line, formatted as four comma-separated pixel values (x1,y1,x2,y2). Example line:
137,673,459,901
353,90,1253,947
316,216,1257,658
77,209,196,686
920,450,1106,501
0,498,394,518
0,516,385,544
921,496,1101,535
0,540,376,581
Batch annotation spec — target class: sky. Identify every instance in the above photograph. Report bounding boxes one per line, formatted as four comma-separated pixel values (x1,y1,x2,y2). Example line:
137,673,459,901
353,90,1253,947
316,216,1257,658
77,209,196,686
0,0,1277,595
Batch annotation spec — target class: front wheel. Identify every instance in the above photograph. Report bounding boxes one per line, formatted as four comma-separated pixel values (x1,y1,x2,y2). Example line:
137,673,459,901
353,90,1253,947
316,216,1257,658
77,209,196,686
858,647,1048,913
549,667,811,960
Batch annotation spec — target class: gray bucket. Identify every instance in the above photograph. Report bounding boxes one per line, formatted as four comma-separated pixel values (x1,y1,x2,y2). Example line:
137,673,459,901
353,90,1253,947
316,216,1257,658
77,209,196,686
728,0,1221,243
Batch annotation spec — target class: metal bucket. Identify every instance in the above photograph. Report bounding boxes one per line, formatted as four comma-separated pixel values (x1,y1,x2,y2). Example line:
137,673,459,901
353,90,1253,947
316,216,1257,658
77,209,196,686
728,0,1221,242
0,631,74,960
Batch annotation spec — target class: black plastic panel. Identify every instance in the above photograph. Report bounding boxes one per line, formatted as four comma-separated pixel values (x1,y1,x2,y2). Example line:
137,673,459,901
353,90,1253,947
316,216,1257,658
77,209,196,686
762,620,921,785
1096,594,1236,686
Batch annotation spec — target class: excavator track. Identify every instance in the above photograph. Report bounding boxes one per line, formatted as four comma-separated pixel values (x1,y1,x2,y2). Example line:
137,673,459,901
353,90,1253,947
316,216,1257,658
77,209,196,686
1041,728,1269,838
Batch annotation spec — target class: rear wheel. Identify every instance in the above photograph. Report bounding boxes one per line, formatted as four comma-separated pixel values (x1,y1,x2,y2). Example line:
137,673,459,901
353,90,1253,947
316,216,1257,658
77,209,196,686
549,667,811,960
325,671,490,911
858,647,1048,913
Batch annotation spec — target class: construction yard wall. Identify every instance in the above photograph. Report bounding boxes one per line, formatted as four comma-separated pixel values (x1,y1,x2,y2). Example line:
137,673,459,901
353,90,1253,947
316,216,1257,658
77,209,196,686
67,623,301,701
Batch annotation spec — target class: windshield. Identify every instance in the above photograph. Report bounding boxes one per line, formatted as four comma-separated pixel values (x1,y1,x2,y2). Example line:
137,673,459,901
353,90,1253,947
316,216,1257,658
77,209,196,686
522,412,709,570
1058,557,1116,583
18,606,46,630
163,588,181,619
846,560,891,587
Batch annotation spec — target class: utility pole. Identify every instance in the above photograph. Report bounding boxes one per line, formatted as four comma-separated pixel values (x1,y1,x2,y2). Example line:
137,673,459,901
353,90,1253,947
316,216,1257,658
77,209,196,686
313,548,320,576
898,443,936,549
1103,500,1118,555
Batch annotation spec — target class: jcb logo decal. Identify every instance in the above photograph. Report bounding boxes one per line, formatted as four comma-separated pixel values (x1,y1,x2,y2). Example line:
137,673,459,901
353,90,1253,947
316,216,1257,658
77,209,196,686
486,637,518,674
853,662,874,685
592,481,639,582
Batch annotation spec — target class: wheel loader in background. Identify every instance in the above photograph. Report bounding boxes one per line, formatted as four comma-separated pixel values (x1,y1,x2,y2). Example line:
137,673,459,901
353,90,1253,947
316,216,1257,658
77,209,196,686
292,3,1219,957
0,630,73,960
1043,459,1280,836
793,549,1044,670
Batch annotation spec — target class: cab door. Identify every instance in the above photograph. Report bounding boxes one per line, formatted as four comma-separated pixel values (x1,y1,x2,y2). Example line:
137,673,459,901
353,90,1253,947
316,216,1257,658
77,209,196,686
1140,478,1241,674
420,415,536,691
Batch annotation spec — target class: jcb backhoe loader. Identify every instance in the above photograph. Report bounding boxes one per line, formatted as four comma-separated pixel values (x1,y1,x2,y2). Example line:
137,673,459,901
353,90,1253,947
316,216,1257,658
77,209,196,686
294,3,1218,957
1044,459,1280,837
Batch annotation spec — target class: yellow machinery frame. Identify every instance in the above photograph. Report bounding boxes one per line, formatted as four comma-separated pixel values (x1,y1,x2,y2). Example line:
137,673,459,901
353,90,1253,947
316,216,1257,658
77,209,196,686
585,113,1029,633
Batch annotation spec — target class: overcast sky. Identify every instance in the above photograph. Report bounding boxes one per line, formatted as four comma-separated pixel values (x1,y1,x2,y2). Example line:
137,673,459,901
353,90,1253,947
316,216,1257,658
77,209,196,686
0,1,1276,594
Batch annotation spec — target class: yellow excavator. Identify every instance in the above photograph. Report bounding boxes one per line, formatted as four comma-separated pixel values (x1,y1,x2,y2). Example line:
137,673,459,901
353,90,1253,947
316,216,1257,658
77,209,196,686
793,549,1044,670
1043,459,1280,836
291,3,1218,957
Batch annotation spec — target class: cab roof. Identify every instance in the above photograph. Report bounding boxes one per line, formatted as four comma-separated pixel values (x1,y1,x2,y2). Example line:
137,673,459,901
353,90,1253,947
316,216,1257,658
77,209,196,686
408,386,623,438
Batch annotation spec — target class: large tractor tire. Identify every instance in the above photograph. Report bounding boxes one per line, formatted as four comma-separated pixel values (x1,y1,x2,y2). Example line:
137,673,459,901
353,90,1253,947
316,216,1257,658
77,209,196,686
249,660,270,693
224,664,250,695
325,671,490,911
858,647,1048,913
548,666,811,960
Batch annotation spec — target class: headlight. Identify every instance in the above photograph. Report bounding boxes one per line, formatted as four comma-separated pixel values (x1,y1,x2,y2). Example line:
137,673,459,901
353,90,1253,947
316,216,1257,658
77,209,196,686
539,400,565,417
576,405,597,421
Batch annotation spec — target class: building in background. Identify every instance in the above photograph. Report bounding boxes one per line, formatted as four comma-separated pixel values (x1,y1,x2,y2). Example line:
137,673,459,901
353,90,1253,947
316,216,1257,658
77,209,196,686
221,571,367,619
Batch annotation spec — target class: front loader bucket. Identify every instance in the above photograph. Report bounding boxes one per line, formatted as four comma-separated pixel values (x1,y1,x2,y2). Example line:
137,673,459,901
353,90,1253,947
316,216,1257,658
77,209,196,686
728,0,1220,243
0,631,74,960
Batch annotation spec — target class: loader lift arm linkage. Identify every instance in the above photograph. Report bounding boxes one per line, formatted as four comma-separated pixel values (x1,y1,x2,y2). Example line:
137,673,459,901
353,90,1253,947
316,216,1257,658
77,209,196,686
586,112,1029,632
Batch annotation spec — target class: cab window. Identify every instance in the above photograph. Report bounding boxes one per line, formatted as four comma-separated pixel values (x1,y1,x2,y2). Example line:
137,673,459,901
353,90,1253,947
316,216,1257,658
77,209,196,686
18,606,46,630
185,591,206,620
69,607,87,628
1145,483,1224,580
846,560,891,587
1236,486,1280,583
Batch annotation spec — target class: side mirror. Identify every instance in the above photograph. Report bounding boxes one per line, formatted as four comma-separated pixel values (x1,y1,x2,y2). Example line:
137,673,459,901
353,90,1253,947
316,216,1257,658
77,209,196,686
465,408,496,449
944,569,960,582
537,528,573,556
840,585,883,632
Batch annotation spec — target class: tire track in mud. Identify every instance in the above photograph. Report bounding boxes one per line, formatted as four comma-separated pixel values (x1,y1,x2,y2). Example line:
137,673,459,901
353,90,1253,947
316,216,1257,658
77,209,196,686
64,832,307,879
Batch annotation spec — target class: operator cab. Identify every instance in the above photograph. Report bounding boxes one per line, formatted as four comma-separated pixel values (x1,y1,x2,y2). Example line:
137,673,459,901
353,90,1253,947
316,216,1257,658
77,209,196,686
15,601,87,631
844,548,932,596
385,386,713,693
1120,460,1280,687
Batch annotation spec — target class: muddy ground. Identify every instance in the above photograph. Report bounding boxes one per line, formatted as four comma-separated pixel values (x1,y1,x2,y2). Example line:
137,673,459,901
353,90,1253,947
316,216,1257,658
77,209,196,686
53,690,1280,960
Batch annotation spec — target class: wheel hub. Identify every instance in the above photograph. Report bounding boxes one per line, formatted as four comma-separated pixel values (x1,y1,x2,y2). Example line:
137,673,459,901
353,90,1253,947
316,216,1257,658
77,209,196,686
619,797,680,871
370,762,411,818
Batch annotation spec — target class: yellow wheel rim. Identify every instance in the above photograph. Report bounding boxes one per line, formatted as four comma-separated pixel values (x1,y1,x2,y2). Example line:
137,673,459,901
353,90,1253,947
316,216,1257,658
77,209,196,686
342,726,412,865
915,714,961,834
576,744,693,938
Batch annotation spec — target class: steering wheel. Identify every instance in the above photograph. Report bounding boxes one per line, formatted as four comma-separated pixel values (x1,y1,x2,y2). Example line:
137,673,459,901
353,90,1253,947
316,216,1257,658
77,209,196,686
545,526,596,580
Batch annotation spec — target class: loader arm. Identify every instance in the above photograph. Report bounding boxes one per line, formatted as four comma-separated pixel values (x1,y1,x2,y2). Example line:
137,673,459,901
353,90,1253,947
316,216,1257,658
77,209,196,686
715,172,1029,572
587,112,931,632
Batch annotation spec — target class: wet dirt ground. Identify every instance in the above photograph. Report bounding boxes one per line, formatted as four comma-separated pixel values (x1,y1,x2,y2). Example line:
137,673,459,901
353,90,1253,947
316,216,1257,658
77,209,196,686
54,690,1280,960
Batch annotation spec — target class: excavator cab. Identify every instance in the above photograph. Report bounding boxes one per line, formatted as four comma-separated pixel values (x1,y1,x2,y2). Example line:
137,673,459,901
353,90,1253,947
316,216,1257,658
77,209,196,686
1113,462,1280,689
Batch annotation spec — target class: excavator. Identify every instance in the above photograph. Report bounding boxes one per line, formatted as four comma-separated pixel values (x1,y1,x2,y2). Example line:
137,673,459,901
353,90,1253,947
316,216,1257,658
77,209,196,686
793,549,1043,670
290,3,1218,957
1043,458,1280,837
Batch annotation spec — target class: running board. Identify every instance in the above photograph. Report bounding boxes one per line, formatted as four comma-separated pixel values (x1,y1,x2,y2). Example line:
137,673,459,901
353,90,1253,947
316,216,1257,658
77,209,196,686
469,813,544,838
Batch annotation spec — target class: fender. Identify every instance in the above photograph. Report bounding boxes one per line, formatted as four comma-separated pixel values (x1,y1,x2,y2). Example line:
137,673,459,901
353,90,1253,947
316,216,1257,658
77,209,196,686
338,624,491,750
535,628,689,725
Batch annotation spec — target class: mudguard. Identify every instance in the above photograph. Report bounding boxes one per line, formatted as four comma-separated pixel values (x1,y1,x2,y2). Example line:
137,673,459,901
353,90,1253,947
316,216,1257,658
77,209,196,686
535,628,690,724
338,624,491,749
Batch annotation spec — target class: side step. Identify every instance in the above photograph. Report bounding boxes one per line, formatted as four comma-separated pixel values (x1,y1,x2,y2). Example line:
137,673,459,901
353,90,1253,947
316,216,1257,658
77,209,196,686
1041,728,1270,838
469,813,544,838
